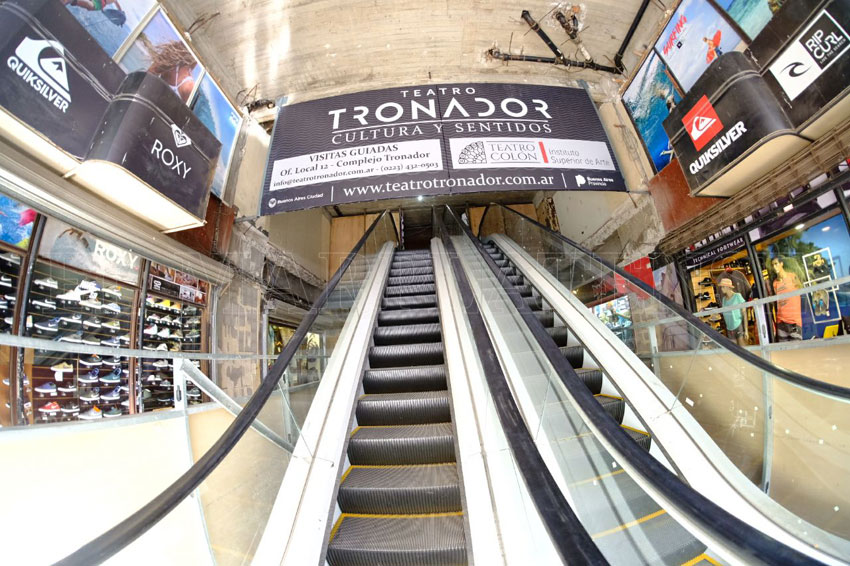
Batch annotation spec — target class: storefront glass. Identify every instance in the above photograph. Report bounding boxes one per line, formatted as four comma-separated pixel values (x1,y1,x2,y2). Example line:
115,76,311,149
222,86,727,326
268,322,325,386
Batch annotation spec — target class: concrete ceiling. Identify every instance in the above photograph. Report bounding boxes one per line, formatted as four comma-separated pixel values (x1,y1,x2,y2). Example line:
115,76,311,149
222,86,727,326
161,0,671,111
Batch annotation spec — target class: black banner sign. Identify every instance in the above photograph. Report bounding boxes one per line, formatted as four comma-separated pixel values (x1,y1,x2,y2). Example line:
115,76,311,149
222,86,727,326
663,53,796,194
260,83,625,213
0,0,124,158
685,236,746,268
86,72,221,220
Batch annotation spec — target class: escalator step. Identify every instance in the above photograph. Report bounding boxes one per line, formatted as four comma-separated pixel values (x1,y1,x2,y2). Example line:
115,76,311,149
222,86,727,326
535,310,554,328
384,284,436,297
560,346,584,368
373,323,442,346
575,369,603,395
356,391,451,425
391,260,433,269
327,514,466,566
378,308,440,327
390,266,434,277
494,259,509,268
363,366,447,394
370,342,444,368
623,426,652,451
348,423,456,465
395,250,431,257
524,295,543,310
547,326,569,347
595,395,625,423
387,274,435,286
515,285,533,297
382,294,438,310
500,266,517,277
338,464,461,514
506,275,524,286
489,252,506,261
392,256,432,265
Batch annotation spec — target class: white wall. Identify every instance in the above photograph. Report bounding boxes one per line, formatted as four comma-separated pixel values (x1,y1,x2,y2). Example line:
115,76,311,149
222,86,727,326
267,209,331,282
227,118,271,229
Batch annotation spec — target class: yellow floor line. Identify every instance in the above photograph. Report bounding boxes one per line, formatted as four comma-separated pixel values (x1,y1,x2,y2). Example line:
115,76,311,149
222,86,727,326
569,468,625,487
681,553,722,566
592,509,667,540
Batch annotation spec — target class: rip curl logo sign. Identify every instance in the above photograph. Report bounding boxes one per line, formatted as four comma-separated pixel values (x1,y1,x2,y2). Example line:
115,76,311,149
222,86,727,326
151,126,193,179
6,37,71,113
682,95,723,151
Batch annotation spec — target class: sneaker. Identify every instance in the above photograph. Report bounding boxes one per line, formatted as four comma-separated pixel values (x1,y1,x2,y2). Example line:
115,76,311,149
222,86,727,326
79,388,100,402
0,275,12,287
103,407,122,418
100,336,120,348
171,329,183,339
147,314,161,323
35,382,57,394
80,355,102,367
145,296,157,307
1,378,8,386
143,344,156,351
117,333,131,343
120,398,130,407
82,317,102,328
33,277,58,289
38,401,61,413
57,382,77,393
0,300,8,310
156,300,171,310
60,313,82,324
102,356,121,366
152,359,169,368
2,316,12,325
154,343,168,351
79,369,100,384
183,305,198,315
159,315,173,324
102,285,122,298
80,297,102,309
58,331,83,343
102,320,120,331
4,293,16,302
119,384,129,392
61,401,80,413
100,387,121,401
79,280,101,292
145,373,164,383
184,317,200,326
160,379,172,387
143,324,158,335
168,342,180,352
100,368,121,384
56,288,83,302
79,406,102,420
32,298,57,309
185,330,200,340
156,328,171,339
142,388,152,400
50,361,74,372
187,387,201,399
102,302,121,313
34,317,61,332
0,252,21,265
81,333,100,346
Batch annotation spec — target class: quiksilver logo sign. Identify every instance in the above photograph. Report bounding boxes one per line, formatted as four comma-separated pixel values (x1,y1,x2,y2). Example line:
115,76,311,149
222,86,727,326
6,38,71,113
152,127,193,179
688,121,747,175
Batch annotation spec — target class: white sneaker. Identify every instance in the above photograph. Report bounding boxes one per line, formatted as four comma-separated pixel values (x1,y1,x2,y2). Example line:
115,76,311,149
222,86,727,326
80,297,102,309
33,277,58,289
56,288,83,302
157,328,171,339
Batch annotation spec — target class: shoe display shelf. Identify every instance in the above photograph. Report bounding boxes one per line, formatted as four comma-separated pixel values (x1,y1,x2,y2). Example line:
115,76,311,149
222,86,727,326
140,295,183,410
26,261,136,424
0,250,23,426
180,302,205,406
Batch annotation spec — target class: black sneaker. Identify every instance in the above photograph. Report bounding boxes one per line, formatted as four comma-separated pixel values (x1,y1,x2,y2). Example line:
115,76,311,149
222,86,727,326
80,355,103,367
699,277,712,286
698,292,711,300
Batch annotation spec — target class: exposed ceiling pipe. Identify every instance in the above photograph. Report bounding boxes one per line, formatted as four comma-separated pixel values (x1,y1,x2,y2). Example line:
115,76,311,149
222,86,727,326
517,10,620,74
488,48,620,74
555,9,593,62
613,0,651,72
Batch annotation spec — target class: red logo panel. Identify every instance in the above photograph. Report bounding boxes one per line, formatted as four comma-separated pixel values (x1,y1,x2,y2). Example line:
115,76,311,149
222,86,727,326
682,95,723,151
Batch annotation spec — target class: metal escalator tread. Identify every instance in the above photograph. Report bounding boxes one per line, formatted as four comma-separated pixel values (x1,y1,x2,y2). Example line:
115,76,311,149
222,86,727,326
390,266,434,277
378,308,440,326
595,394,625,423
560,345,584,368
494,258,509,268
382,294,437,310
535,309,554,327
328,514,466,566
575,369,603,395
369,342,444,368
338,464,461,514
514,284,533,297
547,326,569,347
622,425,652,451
506,275,524,286
373,323,442,346
384,283,436,297
356,391,451,425
524,295,543,310
362,366,447,394
387,274,436,286
348,423,456,465
500,266,517,276
390,259,433,269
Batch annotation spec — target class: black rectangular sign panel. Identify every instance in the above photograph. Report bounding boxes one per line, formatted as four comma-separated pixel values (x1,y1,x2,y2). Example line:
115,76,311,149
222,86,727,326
0,0,124,158
663,52,797,193
86,72,221,220
260,83,625,214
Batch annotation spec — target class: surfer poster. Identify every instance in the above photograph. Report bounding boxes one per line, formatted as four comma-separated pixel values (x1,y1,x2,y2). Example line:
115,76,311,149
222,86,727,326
63,0,155,57
654,0,742,91
622,52,681,172
715,0,780,41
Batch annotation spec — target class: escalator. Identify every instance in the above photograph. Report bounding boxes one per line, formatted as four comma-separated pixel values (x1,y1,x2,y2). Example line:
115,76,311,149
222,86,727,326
327,249,467,566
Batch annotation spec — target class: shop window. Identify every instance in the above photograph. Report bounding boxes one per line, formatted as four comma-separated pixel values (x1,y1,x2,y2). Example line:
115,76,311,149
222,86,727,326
191,75,242,198
118,9,203,104
593,296,635,351
267,321,325,386
755,211,850,341
64,0,155,57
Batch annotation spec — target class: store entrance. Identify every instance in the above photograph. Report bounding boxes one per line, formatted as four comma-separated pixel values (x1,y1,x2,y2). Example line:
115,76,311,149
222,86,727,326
400,208,433,250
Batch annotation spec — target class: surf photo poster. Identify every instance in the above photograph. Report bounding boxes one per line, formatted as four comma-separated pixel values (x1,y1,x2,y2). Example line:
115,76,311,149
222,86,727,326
655,0,742,91
622,52,681,173
715,0,781,41
64,0,155,57
192,75,242,198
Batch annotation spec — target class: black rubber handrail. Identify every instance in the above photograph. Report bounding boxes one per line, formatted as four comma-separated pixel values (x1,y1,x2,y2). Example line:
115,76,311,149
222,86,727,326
434,208,607,565
452,204,823,565
55,211,397,565
481,203,850,400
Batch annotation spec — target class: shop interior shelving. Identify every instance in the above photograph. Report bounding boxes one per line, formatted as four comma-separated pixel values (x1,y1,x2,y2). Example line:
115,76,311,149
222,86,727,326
0,249,24,426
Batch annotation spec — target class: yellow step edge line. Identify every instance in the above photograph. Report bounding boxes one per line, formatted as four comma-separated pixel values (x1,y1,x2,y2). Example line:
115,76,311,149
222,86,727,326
340,463,457,484
328,514,345,543
592,509,667,540
620,423,651,436
681,553,722,566
594,393,623,401
569,468,625,487
340,512,464,519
